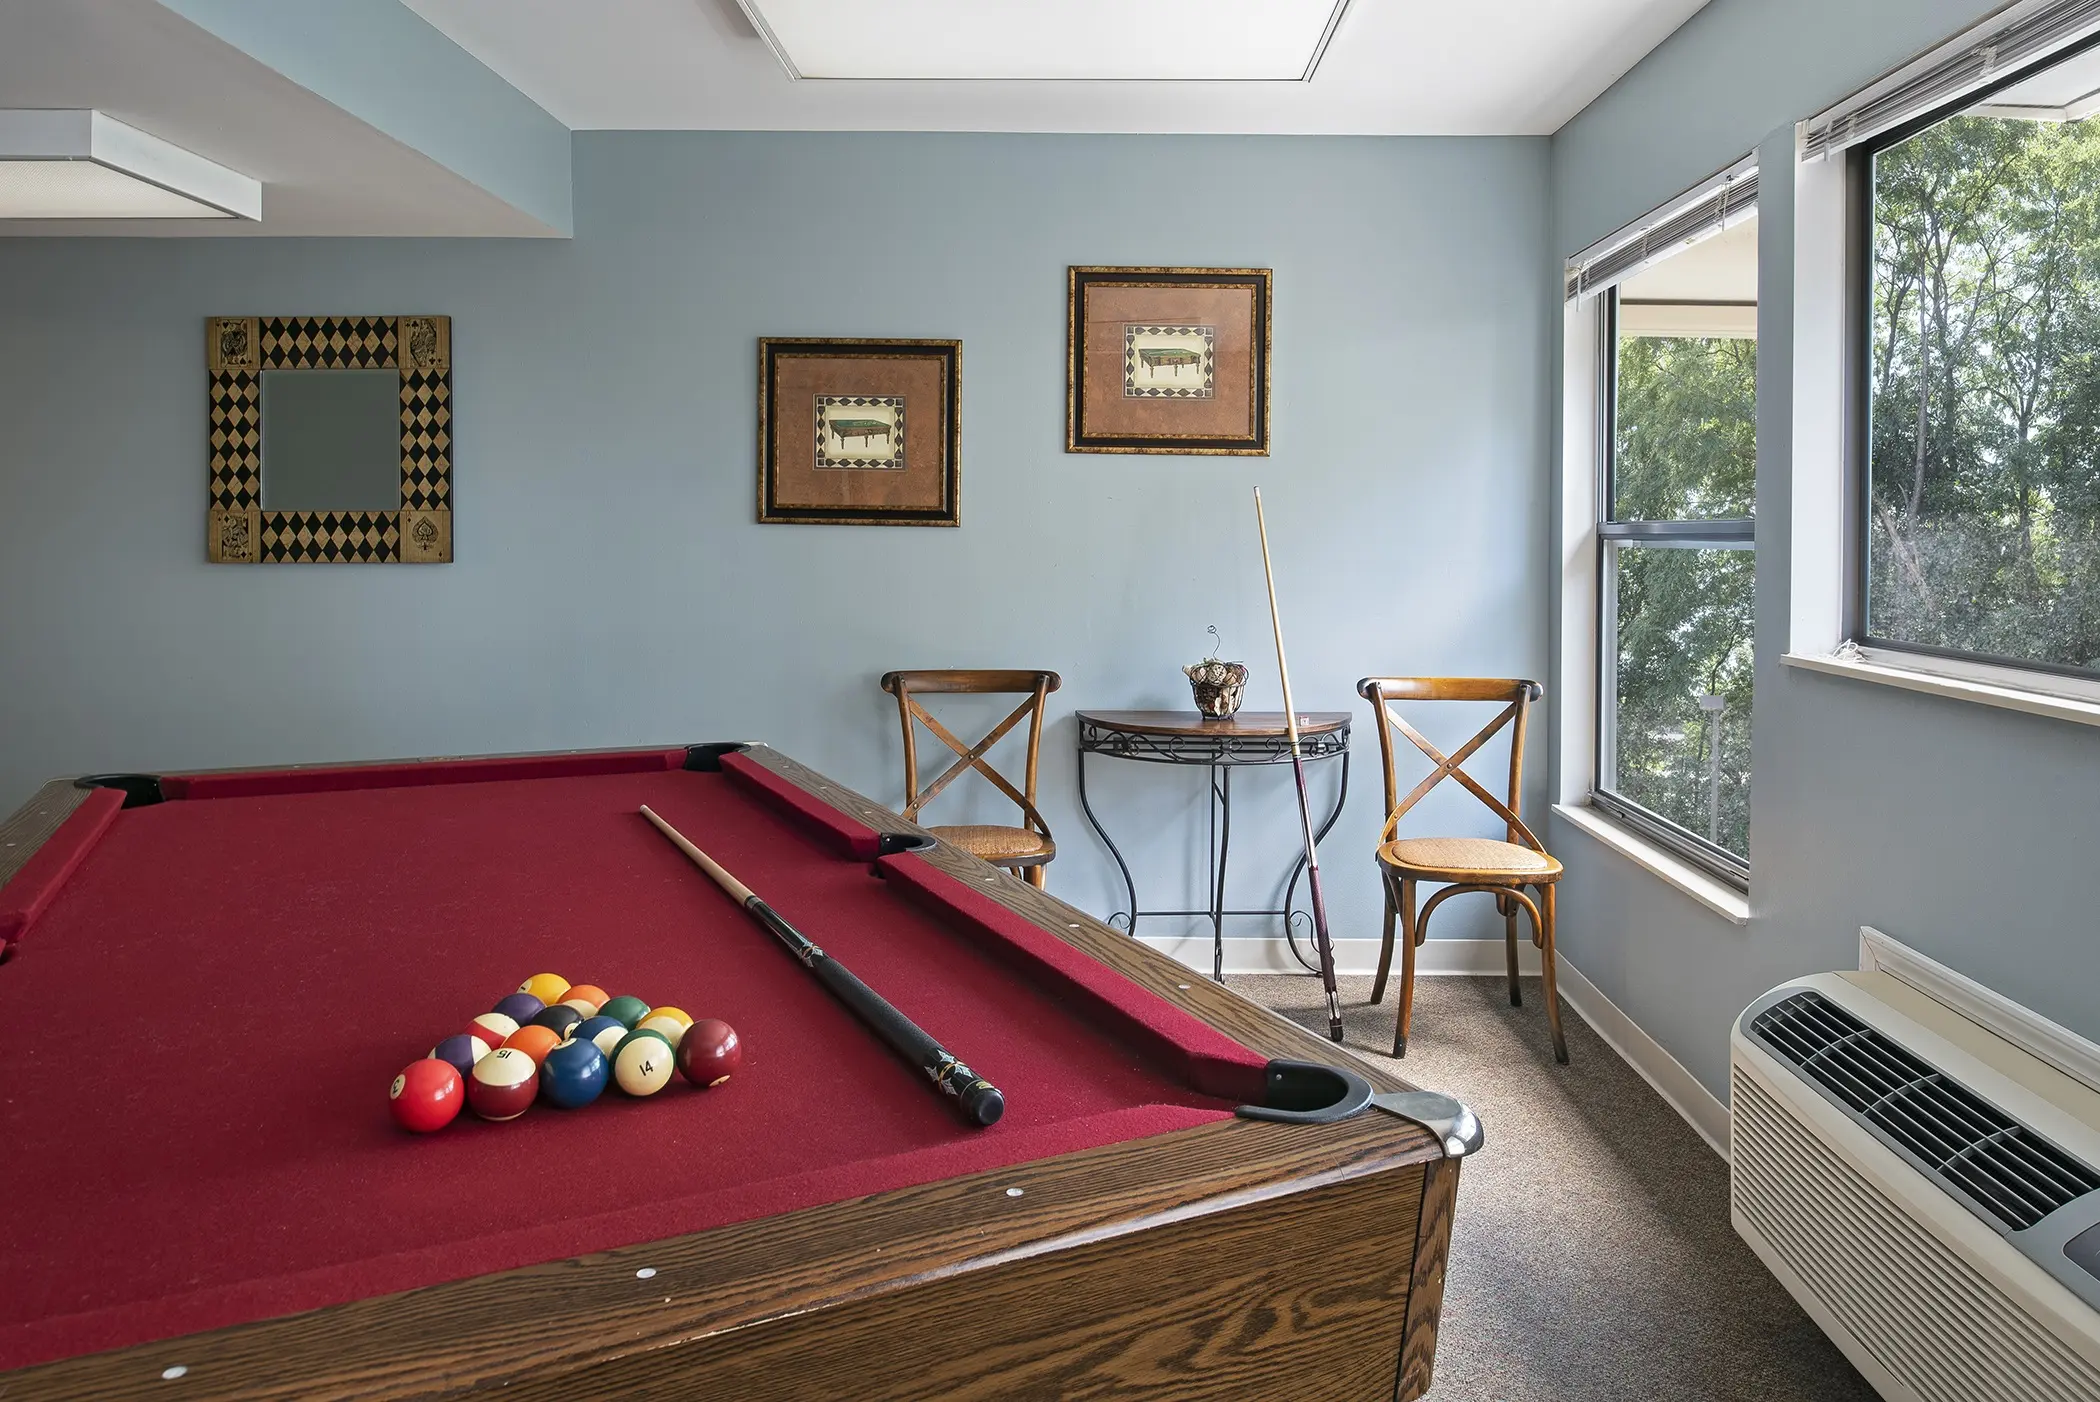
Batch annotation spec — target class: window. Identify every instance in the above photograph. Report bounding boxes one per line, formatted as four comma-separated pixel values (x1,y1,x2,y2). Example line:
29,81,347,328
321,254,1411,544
1594,221,1757,886
1860,38,2100,680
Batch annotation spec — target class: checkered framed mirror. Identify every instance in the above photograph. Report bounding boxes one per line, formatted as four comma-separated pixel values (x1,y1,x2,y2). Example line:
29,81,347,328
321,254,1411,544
206,315,453,563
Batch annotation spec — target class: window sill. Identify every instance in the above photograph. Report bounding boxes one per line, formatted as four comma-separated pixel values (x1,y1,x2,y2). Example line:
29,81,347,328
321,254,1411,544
1781,650,2100,730
1551,803,1750,925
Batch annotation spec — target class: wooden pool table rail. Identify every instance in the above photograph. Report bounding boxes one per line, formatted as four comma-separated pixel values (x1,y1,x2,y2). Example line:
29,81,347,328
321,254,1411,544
0,745,1459,1402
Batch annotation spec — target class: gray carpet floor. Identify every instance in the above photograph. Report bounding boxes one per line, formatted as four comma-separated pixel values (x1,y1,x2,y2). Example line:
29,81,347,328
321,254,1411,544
1233,973,1878,1402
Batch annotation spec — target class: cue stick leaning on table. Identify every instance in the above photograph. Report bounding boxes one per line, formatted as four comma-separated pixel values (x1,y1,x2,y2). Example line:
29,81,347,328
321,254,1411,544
639,804,1006,1127
1253,487,1346,1044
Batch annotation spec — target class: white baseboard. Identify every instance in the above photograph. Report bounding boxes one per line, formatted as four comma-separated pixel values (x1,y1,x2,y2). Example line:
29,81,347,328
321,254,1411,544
1142,934,1730,1160
1554,957,1730,1158
1137,935,1542,977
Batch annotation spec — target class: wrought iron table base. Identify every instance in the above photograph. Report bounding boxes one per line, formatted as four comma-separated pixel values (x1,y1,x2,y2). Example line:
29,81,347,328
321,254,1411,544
1075,714,1350,983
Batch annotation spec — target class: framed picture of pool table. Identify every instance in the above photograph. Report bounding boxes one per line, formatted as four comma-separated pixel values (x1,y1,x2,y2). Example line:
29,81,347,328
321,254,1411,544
1066,267,1271,455
757,338,961,526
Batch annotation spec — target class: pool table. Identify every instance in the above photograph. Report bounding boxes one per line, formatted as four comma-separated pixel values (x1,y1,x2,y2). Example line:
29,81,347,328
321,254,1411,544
0,743,1469,1400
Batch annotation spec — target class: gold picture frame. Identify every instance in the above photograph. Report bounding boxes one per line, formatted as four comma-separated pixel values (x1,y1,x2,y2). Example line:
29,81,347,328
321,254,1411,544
206,315,453,563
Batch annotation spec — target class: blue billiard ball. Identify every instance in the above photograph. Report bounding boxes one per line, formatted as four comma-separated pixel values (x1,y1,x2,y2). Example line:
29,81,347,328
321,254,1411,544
539,1038,609,1110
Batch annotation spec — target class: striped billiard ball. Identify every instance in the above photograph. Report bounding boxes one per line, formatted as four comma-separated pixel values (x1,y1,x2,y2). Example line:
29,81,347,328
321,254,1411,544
574,1015,627,1058
469,1012,519,1048
429,1033,488,1082
468,1048,538,1121
636,1014,689,1049
563,985,610,1017
612,1028,675,1097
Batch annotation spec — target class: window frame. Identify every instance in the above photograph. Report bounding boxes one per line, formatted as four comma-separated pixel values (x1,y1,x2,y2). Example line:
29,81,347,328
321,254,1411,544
1849,35,2100,686
1593,285,1755,891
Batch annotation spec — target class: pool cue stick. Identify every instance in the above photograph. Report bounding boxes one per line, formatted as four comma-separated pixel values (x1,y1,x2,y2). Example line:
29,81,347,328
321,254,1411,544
639,805,1005,1127
1253,488,1345,1044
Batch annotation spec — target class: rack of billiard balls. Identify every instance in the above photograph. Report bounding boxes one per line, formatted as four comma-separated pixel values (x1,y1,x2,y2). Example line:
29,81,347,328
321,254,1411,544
389,972,744,1133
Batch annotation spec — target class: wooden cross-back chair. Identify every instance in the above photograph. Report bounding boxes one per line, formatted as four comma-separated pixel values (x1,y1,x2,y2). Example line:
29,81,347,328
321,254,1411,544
880,670,1061,887
1358,677,1567,1064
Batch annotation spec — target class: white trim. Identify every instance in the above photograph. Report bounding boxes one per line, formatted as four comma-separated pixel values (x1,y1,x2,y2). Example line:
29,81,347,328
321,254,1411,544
1788,151,1849,656
1782,650,2100,729
1551,802,1751,924
1859,925,2100,1099
1138,935,1541,977
1557,954,1730,1157
1556,295,1604,806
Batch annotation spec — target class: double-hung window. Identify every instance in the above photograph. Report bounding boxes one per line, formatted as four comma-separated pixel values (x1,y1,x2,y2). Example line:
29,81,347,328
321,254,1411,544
1855,34,2100,683
1591,226,1758,888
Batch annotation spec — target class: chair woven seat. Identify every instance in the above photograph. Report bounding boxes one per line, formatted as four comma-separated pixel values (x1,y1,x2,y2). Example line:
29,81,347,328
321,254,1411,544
1379,836,1561,881
930,825,1056,865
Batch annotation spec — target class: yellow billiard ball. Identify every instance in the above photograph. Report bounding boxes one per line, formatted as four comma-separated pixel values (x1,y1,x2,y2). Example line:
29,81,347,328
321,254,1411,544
519,972,571,1005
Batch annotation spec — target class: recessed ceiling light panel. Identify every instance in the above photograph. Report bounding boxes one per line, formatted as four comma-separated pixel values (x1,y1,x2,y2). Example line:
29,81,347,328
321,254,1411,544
735,0,1353,82
0,111,260,220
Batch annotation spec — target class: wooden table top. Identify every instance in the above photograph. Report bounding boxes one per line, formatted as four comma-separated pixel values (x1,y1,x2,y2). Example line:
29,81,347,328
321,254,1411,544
1076,710,1351,738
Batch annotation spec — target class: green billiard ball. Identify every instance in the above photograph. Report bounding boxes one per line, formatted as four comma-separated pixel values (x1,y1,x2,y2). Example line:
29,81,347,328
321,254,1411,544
599,995,651,1030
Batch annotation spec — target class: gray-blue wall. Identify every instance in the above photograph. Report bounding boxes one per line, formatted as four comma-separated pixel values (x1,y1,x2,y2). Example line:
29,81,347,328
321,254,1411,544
1549,0,2100,1097
0,132,1553,954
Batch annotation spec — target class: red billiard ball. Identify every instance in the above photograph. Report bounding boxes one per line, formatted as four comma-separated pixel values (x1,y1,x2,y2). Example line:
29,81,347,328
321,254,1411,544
389,1059,463,1133
468,1047,539,1121
676,1019,742,1088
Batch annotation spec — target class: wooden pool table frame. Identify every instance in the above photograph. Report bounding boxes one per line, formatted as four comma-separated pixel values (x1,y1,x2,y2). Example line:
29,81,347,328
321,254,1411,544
0,744,1459,1402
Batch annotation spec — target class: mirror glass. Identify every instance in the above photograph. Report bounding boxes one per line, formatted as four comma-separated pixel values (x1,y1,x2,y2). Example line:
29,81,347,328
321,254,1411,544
260,368,401,513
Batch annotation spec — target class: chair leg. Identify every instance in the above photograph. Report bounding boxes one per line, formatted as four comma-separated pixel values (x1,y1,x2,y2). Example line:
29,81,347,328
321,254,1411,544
1502,894,1523,1007
1394,878,1419,1058
1024,864,1046,889
1537,883,1568,1065
1371,872,1397,1005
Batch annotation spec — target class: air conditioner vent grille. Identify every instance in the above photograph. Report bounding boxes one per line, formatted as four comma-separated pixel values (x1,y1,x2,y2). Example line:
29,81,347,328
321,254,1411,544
1750,991,2099,1230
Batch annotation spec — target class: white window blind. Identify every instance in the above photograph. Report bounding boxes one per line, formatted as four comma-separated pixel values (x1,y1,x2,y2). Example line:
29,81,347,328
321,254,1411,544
1563,155,1757,302
1801,0,2100,161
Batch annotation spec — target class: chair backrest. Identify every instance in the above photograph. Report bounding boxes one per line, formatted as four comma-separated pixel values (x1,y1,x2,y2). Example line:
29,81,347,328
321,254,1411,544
1356,677,1545,852
879,670,1062,834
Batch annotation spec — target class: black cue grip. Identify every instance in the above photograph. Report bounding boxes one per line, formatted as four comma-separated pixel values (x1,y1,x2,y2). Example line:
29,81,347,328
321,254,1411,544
747,898,1004,1128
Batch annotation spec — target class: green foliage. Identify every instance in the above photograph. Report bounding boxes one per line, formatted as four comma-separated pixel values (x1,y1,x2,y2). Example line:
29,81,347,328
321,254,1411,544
1869,114,2100,671
1610,335,1757,858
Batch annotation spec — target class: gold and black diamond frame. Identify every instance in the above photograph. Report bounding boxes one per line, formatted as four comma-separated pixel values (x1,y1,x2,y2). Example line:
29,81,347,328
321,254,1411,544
207,315,453,563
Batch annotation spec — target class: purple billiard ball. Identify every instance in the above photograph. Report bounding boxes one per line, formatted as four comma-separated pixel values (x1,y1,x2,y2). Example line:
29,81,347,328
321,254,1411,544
429,1033,487,1082
493,992,545,1025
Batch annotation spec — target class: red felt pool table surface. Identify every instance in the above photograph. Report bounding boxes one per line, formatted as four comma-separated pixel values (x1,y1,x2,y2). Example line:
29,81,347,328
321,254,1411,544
0,748,1274,1373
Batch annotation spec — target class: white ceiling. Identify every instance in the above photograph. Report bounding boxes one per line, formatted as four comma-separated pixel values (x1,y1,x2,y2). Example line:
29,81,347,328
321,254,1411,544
401,0,1713,135
0,0,556,236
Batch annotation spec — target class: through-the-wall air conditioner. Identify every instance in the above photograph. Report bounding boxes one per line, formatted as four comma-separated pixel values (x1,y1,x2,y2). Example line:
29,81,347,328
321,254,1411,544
1731,945,2100,1401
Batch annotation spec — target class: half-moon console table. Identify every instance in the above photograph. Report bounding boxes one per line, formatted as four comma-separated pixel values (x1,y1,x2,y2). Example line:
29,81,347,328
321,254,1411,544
1075,710,1351,982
